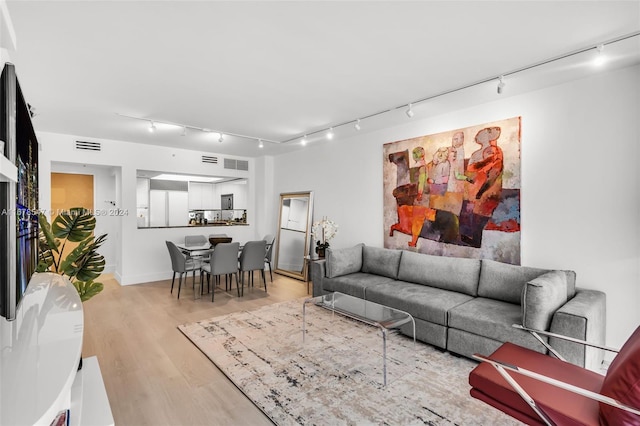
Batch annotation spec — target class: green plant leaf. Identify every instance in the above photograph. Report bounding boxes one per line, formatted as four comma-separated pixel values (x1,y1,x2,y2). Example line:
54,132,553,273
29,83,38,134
37,213,60,272
52,207,96,242
60,234,108,281
73,280,104,302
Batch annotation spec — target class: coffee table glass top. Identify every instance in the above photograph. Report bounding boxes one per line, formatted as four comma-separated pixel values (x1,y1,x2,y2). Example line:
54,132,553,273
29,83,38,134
305,292,413,332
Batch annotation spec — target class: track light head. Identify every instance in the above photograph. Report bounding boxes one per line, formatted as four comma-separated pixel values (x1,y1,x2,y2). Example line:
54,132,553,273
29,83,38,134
218,133,224,143
497,76,506,94
301,135,307,146
326,128,334,140
405,104,414,118
258,139,264,148
354,119,361,131
148,121,156,132
181,126,187,136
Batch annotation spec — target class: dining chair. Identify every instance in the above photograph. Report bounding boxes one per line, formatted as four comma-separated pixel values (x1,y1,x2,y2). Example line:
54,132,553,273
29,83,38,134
262,234,275,282
166,241,203,299
201,242,240,301
238,240,267,296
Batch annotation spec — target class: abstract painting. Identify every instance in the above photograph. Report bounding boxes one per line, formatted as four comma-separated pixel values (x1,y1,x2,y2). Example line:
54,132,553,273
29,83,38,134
383,117,521,264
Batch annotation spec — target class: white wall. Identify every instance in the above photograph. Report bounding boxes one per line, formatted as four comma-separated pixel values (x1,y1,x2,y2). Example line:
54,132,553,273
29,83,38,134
38,133,258,285
271,64,640,350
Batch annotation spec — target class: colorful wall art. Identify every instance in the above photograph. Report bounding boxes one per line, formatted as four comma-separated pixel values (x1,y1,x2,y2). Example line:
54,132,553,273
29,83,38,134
383,117,521,264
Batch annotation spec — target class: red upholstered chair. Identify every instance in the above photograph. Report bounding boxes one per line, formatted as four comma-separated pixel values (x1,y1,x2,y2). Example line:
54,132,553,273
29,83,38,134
469,325,640,425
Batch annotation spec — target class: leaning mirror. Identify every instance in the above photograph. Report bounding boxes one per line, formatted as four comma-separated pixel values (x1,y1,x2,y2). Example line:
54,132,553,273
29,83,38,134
274,191,314,281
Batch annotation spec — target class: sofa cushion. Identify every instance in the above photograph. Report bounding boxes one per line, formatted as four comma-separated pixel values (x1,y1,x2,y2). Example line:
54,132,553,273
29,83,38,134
362,246,402,279
365,281,473,326
397,251,481,296
322,273,396,299
599,326,640,425
478,259,576,304
448,298,544,352
521,271,569,330
325,244,363,278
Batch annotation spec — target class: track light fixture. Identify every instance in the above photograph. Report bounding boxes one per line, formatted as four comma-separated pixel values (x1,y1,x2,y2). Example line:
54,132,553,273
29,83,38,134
405,104,414,118
354,119,361,131
148,121,156,132
326,128,334,140
258,139,264,148
497,75,506,94
218,133,224,143
301,135,307,146
181,126,187,136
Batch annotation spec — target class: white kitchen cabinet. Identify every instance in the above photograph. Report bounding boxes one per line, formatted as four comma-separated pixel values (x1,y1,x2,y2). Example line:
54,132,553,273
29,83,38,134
188,182,215,209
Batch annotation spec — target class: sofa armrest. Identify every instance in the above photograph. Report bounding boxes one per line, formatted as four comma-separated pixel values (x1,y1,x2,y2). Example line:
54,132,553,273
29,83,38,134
549,288,606,370
310,259,326,297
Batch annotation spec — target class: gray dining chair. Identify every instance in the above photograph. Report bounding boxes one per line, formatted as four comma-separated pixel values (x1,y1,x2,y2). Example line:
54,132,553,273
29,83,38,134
262,234,275,282
238,240,267,296
166,241,203,299
201,242,240,301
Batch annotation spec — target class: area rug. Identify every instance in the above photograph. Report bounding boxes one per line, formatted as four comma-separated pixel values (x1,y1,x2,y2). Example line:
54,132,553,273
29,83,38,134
178,299,521,425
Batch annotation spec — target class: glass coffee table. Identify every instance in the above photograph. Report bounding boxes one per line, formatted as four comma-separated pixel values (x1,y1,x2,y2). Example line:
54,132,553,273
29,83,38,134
303,292,416,386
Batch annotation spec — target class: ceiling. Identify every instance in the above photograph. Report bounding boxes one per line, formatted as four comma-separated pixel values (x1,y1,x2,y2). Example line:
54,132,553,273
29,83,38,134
5,1,640,158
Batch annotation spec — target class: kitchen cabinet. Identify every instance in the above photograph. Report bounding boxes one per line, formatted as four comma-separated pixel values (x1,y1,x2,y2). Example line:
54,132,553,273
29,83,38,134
188,182,215,210
150,190,188,227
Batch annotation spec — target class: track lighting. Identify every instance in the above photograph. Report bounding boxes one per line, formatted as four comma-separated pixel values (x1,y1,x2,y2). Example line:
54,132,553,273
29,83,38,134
326,128,334,140
181,126,187,136
593,44,606,66
301,135,307,146
354,119,361,131
218,133,224,143
258,139,264,148
497,76,506,94
148,121,156,132
405,104,414,118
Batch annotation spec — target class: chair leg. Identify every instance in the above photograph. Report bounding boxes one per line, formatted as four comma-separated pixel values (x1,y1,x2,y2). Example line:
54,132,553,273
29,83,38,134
262,269,267,292
211,275,215,302
177,273,183,299
171,272,176,293
268,261,273,282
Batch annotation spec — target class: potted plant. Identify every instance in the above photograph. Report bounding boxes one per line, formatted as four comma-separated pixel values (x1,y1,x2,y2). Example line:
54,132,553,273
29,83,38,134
311,217,338,258
37,207,108,302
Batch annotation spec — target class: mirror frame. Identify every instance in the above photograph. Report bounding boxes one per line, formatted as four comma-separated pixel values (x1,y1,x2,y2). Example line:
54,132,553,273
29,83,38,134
274,191,314,281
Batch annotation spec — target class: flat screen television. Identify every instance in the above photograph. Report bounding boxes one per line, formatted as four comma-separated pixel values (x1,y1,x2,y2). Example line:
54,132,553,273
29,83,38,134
1,63,39,320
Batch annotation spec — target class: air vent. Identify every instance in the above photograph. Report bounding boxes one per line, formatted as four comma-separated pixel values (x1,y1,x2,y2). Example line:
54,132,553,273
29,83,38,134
223,158,249,171
237,160,249,171
202,155,218,164
75,140,101,151
224,158,237,169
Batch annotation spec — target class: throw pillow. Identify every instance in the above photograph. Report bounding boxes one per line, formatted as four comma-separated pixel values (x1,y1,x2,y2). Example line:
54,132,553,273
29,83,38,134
325,244,364,278
599,326,640,425
362,246,402,279
521,270,569,330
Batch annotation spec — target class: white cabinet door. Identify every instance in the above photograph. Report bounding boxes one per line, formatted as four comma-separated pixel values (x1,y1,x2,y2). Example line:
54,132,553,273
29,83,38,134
136,178,150,208
149,190,167,227
201,184,215,209
168,191,189,226
188,183,203,209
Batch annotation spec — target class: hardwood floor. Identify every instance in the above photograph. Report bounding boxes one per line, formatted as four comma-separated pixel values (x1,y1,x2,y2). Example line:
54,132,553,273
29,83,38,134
81,272,310,425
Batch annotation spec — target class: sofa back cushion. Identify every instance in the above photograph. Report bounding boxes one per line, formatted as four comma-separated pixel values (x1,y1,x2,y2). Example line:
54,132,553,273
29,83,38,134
479,259,576,305
599,326,640,425
397,251,481,296
325,244,364,278
521,271,569,330
362,246,402,279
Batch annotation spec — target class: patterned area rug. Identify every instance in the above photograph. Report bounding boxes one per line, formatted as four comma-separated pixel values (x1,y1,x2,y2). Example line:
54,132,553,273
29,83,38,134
178,299,521,425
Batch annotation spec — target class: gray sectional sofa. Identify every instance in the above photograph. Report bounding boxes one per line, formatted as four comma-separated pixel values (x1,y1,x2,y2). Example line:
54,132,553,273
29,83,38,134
310,244,606,370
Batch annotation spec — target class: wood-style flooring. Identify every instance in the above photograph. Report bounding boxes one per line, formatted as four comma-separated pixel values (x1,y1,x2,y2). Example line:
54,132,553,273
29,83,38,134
81,272,309,426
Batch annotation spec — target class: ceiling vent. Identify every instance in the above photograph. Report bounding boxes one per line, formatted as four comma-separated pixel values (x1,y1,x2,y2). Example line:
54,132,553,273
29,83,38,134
202,155,218,164
223,158,249,171
75,140,101,151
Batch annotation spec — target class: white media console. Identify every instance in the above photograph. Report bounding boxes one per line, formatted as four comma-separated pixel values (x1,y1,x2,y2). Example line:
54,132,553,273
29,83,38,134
0,273,113,425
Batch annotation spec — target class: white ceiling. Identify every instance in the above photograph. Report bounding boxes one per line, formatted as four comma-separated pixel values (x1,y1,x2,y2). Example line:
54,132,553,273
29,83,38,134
5,1,640,158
